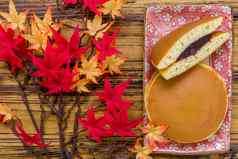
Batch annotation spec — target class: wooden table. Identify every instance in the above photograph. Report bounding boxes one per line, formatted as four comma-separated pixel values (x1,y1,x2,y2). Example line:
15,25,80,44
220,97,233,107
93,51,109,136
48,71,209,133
0,0,237,158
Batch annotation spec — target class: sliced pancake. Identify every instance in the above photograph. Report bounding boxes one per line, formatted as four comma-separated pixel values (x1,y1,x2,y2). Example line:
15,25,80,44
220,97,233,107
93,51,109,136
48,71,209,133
160,32,230,80
151,16,223,69
144,64,228,143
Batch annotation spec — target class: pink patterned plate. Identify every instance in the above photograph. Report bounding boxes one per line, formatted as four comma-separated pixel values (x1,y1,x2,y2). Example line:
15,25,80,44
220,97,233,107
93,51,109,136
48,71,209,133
144,5,232,155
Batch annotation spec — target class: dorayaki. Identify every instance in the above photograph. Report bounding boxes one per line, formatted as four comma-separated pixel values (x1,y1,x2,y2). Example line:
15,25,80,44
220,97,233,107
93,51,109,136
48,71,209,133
144,64,228,143
151,16,229,80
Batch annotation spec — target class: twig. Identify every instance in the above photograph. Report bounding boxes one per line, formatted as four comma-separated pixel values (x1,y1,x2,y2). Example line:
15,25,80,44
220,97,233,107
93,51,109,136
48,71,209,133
21,66,50,158
71,94,82,158
40,95,60,117
56,94,71,159
15,77,40,134
31,78,58,115
65,129,85,145
62,102,75,131
38,94,46,143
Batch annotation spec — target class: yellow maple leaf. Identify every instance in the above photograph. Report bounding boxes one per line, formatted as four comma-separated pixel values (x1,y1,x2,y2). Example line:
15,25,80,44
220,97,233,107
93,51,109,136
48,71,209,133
72,64,90,93
24,7,61,51
24,19,48,50
79,56,102,84
0,19,7,29
85,15,114,40
131,139,153,159
0,0,27,32
100,0,124,19
142,123,169,149
0,103,14,123
73,79,90,93
33,7,60,37
103,55,125,75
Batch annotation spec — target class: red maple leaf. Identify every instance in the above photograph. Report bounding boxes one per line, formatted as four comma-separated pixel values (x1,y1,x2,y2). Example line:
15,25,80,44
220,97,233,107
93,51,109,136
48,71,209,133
94,30,119,62
104,109,142,137
15,122,48,148
52,27,88,61
79,106,112,142
82,0,108,15
0,115,4,123
63,0,77,5
40,66,75,95
0,26,28,73
31,41,70,78
0,49,23,73
97,78,132,111
14,36,32,61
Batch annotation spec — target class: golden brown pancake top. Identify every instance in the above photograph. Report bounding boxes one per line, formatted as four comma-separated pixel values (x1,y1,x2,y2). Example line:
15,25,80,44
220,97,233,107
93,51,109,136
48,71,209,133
145,64,228,143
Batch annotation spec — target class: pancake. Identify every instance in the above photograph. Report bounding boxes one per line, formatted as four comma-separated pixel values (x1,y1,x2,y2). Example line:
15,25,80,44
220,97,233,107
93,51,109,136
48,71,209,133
144,64,228,143
151,16,223,70
160,32,230,80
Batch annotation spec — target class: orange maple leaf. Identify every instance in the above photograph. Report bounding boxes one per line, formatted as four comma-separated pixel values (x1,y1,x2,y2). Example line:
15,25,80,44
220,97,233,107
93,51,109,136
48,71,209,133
24,19,48,50
100,0,124,19
0,0,27,32
72,64,90,93
85,15,114,40
73,79,90,93
0,103,15,123
24,7,61,51
102,55,125,75
78,56,102,84
142,123,169,149
131,139,153,159
33,7,60,37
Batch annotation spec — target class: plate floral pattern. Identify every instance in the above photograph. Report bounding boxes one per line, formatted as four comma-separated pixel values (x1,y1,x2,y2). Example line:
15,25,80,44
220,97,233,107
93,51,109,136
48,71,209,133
144,5,232,155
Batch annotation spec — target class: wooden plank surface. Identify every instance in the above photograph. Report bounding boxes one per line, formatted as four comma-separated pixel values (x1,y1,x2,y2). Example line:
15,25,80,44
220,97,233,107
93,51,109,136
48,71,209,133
0,0,237,158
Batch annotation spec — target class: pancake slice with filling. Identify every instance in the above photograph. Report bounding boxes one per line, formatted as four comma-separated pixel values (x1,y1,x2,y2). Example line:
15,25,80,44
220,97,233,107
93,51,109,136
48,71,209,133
151,16,223,70
160,32,230,80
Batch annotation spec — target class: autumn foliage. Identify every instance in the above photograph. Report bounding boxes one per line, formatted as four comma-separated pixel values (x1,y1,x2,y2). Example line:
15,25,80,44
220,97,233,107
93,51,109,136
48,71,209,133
0,0,167,158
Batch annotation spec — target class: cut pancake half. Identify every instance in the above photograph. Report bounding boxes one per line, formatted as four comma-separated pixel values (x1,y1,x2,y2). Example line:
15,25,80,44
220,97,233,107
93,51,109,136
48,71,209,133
144,64,228,143
160,32,230,80
151,16,223,69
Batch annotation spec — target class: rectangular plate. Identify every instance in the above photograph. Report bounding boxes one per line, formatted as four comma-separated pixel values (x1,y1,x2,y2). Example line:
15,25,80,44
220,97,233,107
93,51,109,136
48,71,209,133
144,5,232,155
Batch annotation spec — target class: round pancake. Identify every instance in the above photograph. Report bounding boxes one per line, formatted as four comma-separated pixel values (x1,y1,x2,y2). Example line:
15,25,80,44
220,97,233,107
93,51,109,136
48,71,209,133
144,64,228,143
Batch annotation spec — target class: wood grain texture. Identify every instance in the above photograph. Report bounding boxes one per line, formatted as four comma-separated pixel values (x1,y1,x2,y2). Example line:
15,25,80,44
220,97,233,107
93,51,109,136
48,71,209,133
0,0,237,158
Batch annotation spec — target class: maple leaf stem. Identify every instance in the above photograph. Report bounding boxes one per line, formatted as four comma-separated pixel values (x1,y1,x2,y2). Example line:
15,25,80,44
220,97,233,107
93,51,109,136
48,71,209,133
79,33,87,46
62,23,76,29
89,44,95,58
95,21,113,37
83,8,89,28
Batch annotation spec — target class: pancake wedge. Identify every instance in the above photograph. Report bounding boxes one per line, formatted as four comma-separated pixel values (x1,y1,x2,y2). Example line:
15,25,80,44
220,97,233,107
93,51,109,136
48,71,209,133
144,64,227,143
160,32,230,80
151,16,223,69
